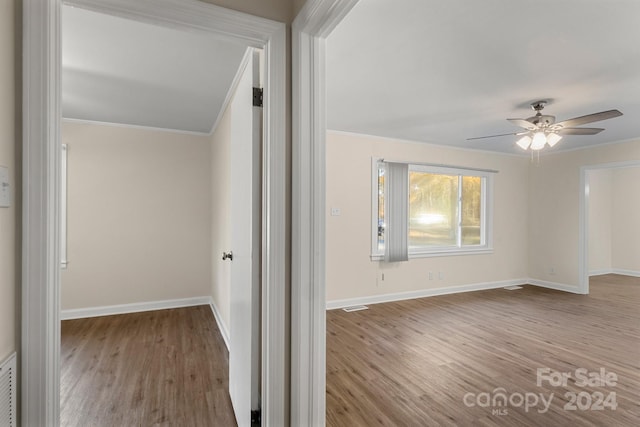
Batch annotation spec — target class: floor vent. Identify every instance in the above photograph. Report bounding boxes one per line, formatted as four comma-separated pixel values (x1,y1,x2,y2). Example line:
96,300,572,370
342,305,369,312
504,285,523,290
0,352,16,427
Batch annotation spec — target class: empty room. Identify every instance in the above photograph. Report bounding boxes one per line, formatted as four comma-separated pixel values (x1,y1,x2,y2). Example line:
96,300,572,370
6,0,640,426
317,1,640,425
55,4,269,426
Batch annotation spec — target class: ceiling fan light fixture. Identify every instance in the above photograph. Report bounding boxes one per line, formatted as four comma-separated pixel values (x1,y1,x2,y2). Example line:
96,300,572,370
467,102,623,153
531,131,547,150
546,132,562,147
516,135,532,150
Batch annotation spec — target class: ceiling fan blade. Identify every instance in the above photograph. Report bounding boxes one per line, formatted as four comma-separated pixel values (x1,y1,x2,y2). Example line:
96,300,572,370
556,127,604,136
507,118,537,130
467,132,523,141
554,110,622,128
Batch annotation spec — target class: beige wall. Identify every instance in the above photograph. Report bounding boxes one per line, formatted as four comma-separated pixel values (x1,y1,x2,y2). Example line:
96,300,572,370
528,140,640,286
325,131,530,302
0,0,16,362
612,167,640,272
60,122,212,309
210,103,233,332
588,169,613,273
327,133,640,302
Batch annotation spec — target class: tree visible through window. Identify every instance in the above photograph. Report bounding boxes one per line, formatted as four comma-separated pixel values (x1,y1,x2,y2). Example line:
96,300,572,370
377,165,385,251
409,172,459,248
461,176,482,245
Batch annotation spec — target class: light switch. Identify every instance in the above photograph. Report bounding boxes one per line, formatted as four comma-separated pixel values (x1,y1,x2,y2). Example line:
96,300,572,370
330,207,341,216
0,166,9,208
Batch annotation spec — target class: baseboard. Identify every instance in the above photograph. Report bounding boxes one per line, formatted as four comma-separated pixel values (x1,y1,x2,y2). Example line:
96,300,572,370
208,299,230,351
611,268,640,278
326,279,529,310
60,296,212,320
589,268,640,277
589,269,613,277
527,279,584,294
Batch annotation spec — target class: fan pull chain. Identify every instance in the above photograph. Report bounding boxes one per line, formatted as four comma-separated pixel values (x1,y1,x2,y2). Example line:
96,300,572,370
530,149,541,165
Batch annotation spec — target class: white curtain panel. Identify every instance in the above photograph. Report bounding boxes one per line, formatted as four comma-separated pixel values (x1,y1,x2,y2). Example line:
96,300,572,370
384,162,409,262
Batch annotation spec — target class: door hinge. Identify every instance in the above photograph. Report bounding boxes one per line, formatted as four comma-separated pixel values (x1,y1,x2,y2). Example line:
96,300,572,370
253,87,263,107
251,409,261,425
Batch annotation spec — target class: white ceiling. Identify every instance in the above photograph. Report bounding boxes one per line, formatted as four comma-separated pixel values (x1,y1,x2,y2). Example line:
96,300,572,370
62,5,248,134
326,0,640,154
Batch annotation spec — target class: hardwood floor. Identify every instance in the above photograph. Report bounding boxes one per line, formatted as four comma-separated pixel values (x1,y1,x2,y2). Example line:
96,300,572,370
326,274,640,426
60,306,237,427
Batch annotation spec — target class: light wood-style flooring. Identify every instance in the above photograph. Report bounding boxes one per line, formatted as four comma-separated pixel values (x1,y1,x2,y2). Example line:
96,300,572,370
326,274,640,426
60,305,237,427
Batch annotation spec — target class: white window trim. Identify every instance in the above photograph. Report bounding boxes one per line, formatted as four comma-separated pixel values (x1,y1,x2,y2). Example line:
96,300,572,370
371,158,495,260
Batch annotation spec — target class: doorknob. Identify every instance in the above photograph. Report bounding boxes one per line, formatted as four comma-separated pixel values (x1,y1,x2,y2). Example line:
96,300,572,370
222,251,233,261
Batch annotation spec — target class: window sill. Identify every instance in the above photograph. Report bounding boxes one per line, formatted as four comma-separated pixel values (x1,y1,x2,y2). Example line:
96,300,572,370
370,247,493,261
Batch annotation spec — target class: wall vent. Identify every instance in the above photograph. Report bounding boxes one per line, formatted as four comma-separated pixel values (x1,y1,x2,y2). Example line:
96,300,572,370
0,352,16,427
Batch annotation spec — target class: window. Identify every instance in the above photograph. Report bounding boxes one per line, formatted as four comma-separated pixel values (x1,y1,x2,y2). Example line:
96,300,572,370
372,160,493,259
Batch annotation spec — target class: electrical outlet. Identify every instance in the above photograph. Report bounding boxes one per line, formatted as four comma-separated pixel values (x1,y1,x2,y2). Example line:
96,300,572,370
549,267,556,275
438,271,444,280
330,207,341,216
428,272,433,280
376,271,385,287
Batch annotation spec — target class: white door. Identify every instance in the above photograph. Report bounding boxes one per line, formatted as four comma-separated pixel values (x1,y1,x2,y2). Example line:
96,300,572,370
228,49,262,426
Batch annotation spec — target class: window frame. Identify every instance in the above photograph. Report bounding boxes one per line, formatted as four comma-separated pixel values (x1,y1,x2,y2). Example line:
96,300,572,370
371,158,494,260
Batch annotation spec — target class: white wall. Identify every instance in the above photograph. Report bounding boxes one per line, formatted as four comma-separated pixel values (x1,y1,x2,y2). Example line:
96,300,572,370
0,0,16,362
588,169,613,273
528,140,640,287
325,131,530,303
612,167,640,273
60,122,213,310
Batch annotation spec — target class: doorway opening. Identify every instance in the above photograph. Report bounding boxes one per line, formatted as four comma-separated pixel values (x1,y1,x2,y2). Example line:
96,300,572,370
59,7,263,422
22,1,286,425
580,161,640,293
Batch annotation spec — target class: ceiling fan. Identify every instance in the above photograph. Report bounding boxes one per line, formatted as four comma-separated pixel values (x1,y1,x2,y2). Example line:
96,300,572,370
468,101,623,150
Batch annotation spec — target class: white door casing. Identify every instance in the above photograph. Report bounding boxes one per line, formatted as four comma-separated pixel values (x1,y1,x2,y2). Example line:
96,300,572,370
291,1,359,425
22,0,286,425
229,49,261,426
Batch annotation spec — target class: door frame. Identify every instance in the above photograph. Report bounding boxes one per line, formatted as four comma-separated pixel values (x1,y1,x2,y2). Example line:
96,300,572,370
579,159,640,293
291,1,358,425
22,0,286,425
